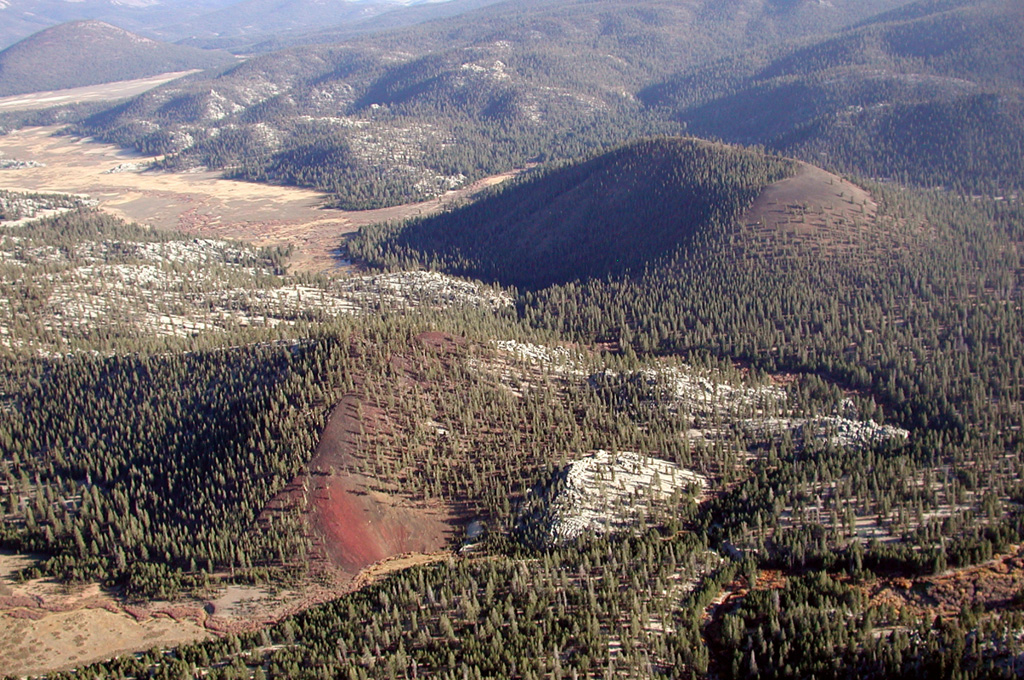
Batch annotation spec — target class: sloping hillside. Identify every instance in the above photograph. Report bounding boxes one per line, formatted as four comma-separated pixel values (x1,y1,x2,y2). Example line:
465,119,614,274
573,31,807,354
74,0,913,208
0,20,234,96
350,137,907,289
349,137,802,287
645,0,1024,192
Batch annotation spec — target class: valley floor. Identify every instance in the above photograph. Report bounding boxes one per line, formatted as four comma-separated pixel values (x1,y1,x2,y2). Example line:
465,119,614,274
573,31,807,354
0,126,520,273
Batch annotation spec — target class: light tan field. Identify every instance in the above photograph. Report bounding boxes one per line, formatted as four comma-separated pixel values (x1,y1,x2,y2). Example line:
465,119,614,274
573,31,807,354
0,545,454,676
0,126,520,273
0,71,203,113
0,608,210,677
0,552,211,678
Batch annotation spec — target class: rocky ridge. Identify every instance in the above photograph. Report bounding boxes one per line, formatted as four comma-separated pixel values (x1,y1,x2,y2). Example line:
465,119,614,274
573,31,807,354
542,450,707,545
0,223,511,353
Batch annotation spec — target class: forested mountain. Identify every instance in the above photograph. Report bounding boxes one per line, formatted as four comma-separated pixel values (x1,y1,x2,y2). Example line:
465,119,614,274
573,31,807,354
0,20,235,96
645,0,1024,193
5,0,1024,677
73,0,914,209
346,138,1024,677
351,138,798,287
12,140,1024,679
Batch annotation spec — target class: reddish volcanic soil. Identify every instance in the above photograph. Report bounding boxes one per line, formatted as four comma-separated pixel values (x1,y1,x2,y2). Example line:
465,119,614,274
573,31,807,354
312,478,449,573
270,390,455,579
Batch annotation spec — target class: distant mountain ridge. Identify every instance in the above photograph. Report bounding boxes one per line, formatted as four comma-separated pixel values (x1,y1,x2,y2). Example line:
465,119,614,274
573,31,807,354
75,0,915,209
0,0,238,49
0,0,470,50
154,0,475,49
174,0,508,52
645,0,1024,192
0,20,235,96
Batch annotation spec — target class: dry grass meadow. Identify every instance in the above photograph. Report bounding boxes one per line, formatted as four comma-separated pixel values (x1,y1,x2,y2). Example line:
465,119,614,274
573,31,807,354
0,125,518,273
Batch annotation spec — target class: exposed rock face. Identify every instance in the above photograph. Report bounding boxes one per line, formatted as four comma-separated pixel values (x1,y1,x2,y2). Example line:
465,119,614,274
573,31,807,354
341,271,513,311
0,157,44,169
740,415,909,450
0,189,81,221
540,450,706,545
0,227,511,352
485,342,909,548
590,366,786,419
591,367,908,450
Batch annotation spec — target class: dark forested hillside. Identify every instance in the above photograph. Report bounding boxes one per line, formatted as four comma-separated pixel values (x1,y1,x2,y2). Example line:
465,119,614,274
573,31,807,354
350,137,797,287
0,20,234,97
0,336,348,596
329,137,1024,677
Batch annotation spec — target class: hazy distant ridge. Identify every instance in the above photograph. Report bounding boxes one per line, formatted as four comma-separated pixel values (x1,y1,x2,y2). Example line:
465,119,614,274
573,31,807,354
0,20,234,96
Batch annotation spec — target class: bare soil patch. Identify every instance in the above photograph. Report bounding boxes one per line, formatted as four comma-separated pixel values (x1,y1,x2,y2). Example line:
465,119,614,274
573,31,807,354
260,334,477,593
0,126,521,273
273,392,456,579
0,545,450,676
740,162,880,256
0,607,209,677
416,330,468,353
349,552,450,591
0,552,211,677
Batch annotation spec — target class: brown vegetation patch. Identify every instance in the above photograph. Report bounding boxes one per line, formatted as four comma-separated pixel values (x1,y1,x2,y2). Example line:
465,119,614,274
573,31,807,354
753,569,788,591
739,162,881,257
701,576,752,677
865,546,1024,619
416,331,468,353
